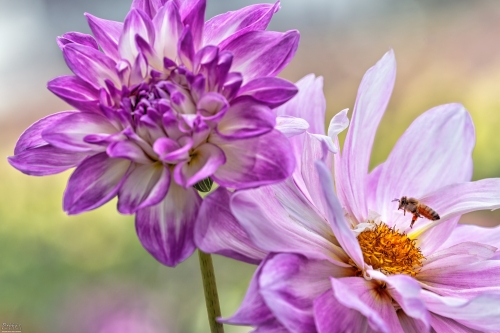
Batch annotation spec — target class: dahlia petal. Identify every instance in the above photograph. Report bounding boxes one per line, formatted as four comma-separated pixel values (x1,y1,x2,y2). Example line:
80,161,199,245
154,136,192,163
238,77,298,108
338,50,396,223
216,97,275,139
174,143,226,187
409,179,500,251
210,129,294,189
130,0,164,18
47,76,100,113
275,74,326,135
117,163,170,214
153,1,183,62
63,153,131,214
223,30,299,82
178,0,205,50
329,277,402,333
196,92,228,123
421,290,500,331
376,103,474,222
57,32,98,50
220,261,274,326
328,108,349,139
85,14,124,60
62,44,120,89
314,288,372,333
13,111,76,154
193,187,266,264
107,140,153,164
430,314,483,333
368,270,430,330
203,2,280,48
178,27,195,68
42,112,117,152
251,321,289,333
310,133,337,154
119,9,156,64
275,116,309,138
259,253,350,333
135,182,201,266
315,161,365,269
441,223,500,249
8,146,88,176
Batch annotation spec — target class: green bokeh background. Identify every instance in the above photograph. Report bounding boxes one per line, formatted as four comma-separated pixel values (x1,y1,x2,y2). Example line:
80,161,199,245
1,0,500,332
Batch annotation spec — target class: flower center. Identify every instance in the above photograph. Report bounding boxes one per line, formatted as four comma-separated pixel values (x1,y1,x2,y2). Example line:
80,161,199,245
357,223,424,277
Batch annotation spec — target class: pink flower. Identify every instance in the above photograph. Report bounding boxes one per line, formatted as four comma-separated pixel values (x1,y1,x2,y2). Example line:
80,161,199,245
197,51,500,332
8,0,300,266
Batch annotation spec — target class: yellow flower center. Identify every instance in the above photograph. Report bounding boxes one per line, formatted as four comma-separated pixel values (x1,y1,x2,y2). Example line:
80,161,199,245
357,223,425,277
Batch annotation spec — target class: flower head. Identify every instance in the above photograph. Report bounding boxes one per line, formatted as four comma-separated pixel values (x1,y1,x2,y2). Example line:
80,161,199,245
197,51,500,332
8,0,300,266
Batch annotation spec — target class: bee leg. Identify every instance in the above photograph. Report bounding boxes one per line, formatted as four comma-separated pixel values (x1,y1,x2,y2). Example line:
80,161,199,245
410,215,418,228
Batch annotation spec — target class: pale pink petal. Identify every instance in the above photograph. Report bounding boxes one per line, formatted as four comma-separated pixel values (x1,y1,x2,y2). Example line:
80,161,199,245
238,77,298,109
338,50,396,223
275,116,309,138
441,223,500,249
119,9,156,64
63,153,131,214
430,313,483,333
194,187,266,264
117,163,170,214
47,76,100,113
135,182,201,266
315,161,365,269
259,253,352,333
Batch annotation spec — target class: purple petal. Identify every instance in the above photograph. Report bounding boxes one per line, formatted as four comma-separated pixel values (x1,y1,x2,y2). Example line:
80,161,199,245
327,108,349,139
178,0,205,51
329,277,402,333
8,146,88,176
13,111,75,154
107,140,153,164
259,253,349,333
337,50,396,223
47,76,100,113
194,187,266,264
210,129,295,189
42,112,117,152
57,32,99,50
238,77,298,108
430,314,483,333
376,103,474,223
223,30,299,83
397,312,429,333
421,290,500,331
275,116,309,138
221,262,274,326
152,1,183,62
85,14,124,61
117,163,170,214
315,161,365,270
216,97,275,139
204,2,280,48
173,143,226,187
409,179,500,253
196,92,228,123
63,152,131,214
275,74,326,135
130,0,164,18
135,182,201,266
231,180,350,264
62,44,119,89
119,9,156,64
178,26,195,68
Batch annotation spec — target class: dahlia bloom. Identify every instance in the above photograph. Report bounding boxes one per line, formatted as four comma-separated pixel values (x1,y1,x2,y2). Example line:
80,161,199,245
8,0,300,266
196,51,500,332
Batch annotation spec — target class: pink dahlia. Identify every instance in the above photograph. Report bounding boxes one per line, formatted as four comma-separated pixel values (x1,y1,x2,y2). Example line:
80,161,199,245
196,51,500,332
8,0,300,266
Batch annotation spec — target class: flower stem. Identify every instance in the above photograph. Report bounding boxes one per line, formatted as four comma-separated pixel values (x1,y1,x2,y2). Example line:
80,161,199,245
198,250,225,333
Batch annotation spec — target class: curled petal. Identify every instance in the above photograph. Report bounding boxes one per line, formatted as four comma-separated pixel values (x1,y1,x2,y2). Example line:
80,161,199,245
210,129,294,189
238,77,298,108
63,152,131,214
135,182,201,266
107,140,153,164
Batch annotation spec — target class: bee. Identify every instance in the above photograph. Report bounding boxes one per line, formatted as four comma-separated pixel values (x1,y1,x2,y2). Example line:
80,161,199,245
392,196,440,228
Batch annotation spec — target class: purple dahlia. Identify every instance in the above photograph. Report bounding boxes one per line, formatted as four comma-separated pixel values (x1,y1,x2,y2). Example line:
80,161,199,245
8,0,300,266
196,51,500,332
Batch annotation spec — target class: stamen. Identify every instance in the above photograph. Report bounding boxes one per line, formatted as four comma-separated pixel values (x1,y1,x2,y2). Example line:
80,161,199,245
357,223,425,277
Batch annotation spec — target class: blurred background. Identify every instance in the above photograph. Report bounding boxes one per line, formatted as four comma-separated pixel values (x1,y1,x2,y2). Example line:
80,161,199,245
1,0,500,332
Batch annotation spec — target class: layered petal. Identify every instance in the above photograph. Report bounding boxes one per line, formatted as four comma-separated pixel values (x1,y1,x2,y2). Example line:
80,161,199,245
47,76,100,113
238,77,298,109
63,153,131,214
210,129,295,189
336,50,396,223
194,187,266,264
223,30,299,82
174,143,226,187
135,181,201,266
152,1,183,62
85,14,123,61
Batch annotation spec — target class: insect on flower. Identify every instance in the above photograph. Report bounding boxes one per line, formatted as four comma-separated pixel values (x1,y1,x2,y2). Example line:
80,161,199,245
392,196,440,228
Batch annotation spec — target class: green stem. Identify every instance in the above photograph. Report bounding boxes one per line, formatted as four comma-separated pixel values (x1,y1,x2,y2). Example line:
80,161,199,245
198,250,225,333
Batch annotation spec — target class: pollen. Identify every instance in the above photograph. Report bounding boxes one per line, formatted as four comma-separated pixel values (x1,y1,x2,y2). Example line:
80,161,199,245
357,223,424,277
